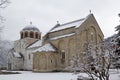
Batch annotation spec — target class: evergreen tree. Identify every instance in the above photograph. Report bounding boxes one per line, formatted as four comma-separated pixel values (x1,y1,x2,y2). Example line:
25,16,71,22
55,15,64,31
114,14,120,69
115,14,120,47
115,14,120,36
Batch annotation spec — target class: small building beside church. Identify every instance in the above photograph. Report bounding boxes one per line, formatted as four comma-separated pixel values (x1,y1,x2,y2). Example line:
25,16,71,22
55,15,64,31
7,24,42,70
7,13,104,72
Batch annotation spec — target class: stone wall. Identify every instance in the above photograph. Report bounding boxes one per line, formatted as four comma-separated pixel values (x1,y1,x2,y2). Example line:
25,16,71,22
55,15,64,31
33,52,58,72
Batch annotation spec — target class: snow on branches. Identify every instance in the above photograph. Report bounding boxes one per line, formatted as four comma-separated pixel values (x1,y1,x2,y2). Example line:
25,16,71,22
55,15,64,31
0,0,10,24
65,42,113,80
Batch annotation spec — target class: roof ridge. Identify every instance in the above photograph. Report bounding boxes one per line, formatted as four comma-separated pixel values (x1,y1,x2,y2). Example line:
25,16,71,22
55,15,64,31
60,18,85,26
33,43,56,52
49,18,85,32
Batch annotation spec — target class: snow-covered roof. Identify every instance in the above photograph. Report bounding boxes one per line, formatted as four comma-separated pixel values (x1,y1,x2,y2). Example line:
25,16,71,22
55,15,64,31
28,40,42,49
22,24,40,32
49,18,85,32
13,51,21,58
33,43,56,52
9,49,22,58
50,33,75,40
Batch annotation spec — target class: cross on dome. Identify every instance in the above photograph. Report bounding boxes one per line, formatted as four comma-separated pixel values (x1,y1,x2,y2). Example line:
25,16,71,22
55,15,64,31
57,21,59,24
30,21,32,25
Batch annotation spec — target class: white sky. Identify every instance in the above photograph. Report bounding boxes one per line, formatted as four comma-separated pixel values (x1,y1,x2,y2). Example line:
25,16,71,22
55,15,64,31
1,0,120,41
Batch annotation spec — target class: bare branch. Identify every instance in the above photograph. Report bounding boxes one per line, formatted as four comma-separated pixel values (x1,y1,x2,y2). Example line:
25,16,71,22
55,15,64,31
67,42,113,80
0,0,10,23
0,0,10,8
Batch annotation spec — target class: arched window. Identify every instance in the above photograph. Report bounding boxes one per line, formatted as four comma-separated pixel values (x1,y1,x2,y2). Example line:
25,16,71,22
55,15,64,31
61,50,65,64
91,32,93,41
30,31,34,38
21,32,23,39
35,33,38,39
29,54,31,60
25,32,28,37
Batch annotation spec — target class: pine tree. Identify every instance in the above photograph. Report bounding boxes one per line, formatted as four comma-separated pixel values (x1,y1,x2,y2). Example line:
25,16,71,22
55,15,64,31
114,14,120,69
115,14,120,47
115,14,120,37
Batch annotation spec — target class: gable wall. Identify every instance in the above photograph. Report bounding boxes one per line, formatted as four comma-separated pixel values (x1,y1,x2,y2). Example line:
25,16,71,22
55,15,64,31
75,14,104,63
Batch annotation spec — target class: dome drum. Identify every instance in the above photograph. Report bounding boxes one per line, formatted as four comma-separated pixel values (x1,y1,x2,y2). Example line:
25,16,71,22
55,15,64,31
20,24,41,39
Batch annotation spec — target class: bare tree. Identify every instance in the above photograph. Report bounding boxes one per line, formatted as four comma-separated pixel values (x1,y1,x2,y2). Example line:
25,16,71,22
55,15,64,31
0,0,10,38
0,0,10,23
0,0,10,73
0,0,9,7
79,42,112,80
66,42,113,80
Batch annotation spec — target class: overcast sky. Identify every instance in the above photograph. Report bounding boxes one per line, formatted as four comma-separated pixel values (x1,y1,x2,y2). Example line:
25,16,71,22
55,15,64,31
1,0,120,41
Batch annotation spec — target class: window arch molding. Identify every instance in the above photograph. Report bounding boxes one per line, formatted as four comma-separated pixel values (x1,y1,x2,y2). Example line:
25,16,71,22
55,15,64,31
25,31,28,38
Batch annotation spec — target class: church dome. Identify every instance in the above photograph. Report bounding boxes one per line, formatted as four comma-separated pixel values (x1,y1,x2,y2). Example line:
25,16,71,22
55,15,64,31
22,24,40,32
20,22,41,40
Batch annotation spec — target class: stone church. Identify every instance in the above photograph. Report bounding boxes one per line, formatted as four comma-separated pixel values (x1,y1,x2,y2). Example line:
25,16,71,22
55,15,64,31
7,13,104,72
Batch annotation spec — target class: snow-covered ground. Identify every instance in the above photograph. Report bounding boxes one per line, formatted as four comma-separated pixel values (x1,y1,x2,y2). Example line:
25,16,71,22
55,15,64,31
0,69,120,80
109,69,120,80
0,71,77,80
